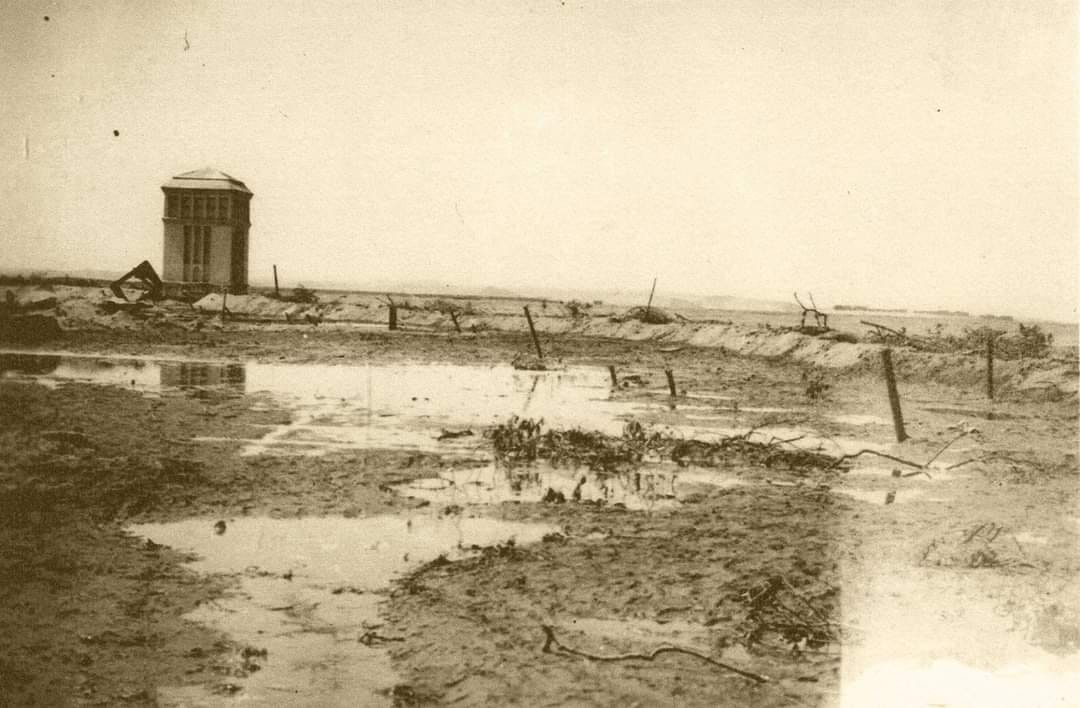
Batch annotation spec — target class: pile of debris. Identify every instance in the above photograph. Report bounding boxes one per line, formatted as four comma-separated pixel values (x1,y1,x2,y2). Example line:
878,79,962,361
731,576,842,655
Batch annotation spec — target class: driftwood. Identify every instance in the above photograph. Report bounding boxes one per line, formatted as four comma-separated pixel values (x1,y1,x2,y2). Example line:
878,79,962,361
540,625,769,684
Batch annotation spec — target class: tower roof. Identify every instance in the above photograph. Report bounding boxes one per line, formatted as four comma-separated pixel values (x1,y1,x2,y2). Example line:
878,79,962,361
162,168,252,194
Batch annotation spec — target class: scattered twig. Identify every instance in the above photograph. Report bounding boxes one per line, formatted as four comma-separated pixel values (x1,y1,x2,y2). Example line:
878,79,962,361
540,625,769,684
962,522,987,544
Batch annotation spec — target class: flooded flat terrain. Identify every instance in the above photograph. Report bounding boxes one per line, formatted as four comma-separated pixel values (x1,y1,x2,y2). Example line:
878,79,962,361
1,335,1076,708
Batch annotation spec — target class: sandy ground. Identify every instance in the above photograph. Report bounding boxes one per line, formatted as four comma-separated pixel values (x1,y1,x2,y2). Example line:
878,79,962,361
0,304,1077,706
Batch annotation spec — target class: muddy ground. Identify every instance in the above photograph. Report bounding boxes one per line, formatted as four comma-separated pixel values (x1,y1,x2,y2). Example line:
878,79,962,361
0,323,1077,706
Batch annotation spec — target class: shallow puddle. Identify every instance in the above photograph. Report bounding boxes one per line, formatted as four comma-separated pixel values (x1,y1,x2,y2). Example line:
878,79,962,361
396,461,747,510
130,514,556,706
1,352,661,455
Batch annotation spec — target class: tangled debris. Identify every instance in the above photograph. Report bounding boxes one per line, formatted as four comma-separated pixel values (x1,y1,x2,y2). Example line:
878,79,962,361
486,417,840,474
733,576,843,655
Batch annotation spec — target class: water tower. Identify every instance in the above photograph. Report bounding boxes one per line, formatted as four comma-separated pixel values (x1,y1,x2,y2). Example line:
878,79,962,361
161,168,252,293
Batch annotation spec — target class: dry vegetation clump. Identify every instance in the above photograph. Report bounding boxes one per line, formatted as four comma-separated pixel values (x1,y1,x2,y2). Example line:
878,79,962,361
563,299,593,319
485,417,839,474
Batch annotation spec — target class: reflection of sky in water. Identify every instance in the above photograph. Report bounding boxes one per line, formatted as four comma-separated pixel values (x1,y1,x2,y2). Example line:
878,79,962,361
396,461,748,511
132,514,555,707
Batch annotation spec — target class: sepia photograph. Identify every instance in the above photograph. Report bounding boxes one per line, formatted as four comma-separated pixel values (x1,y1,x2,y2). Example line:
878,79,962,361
1,1,1077,706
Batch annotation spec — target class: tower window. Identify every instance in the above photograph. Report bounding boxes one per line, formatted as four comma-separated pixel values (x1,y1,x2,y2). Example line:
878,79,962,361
182,224,213,282
182,195,192,218
202,225,211,272
167,193,179,218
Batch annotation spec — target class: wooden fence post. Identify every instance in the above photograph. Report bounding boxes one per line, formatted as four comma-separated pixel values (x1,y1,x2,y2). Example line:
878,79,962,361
523,305,543,359
665,368,677,397
881,349,907,442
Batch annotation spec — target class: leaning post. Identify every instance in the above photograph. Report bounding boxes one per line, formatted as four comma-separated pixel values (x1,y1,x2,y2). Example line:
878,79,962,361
881,348,908,442
523,305,544,359
665,368,677,397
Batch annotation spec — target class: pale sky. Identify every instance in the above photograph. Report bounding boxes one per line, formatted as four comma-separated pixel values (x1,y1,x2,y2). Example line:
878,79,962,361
1,1,1076,321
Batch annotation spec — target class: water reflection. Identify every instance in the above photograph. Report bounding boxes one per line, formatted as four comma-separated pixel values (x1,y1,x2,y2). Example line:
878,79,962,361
0,352,61,376
0,352,247,392
397,461,747,510
160,361,246,388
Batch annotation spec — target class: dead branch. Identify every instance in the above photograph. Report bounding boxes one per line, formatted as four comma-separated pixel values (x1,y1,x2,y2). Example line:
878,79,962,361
831,449,925,470
540,625,769,684
834,430,971,474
